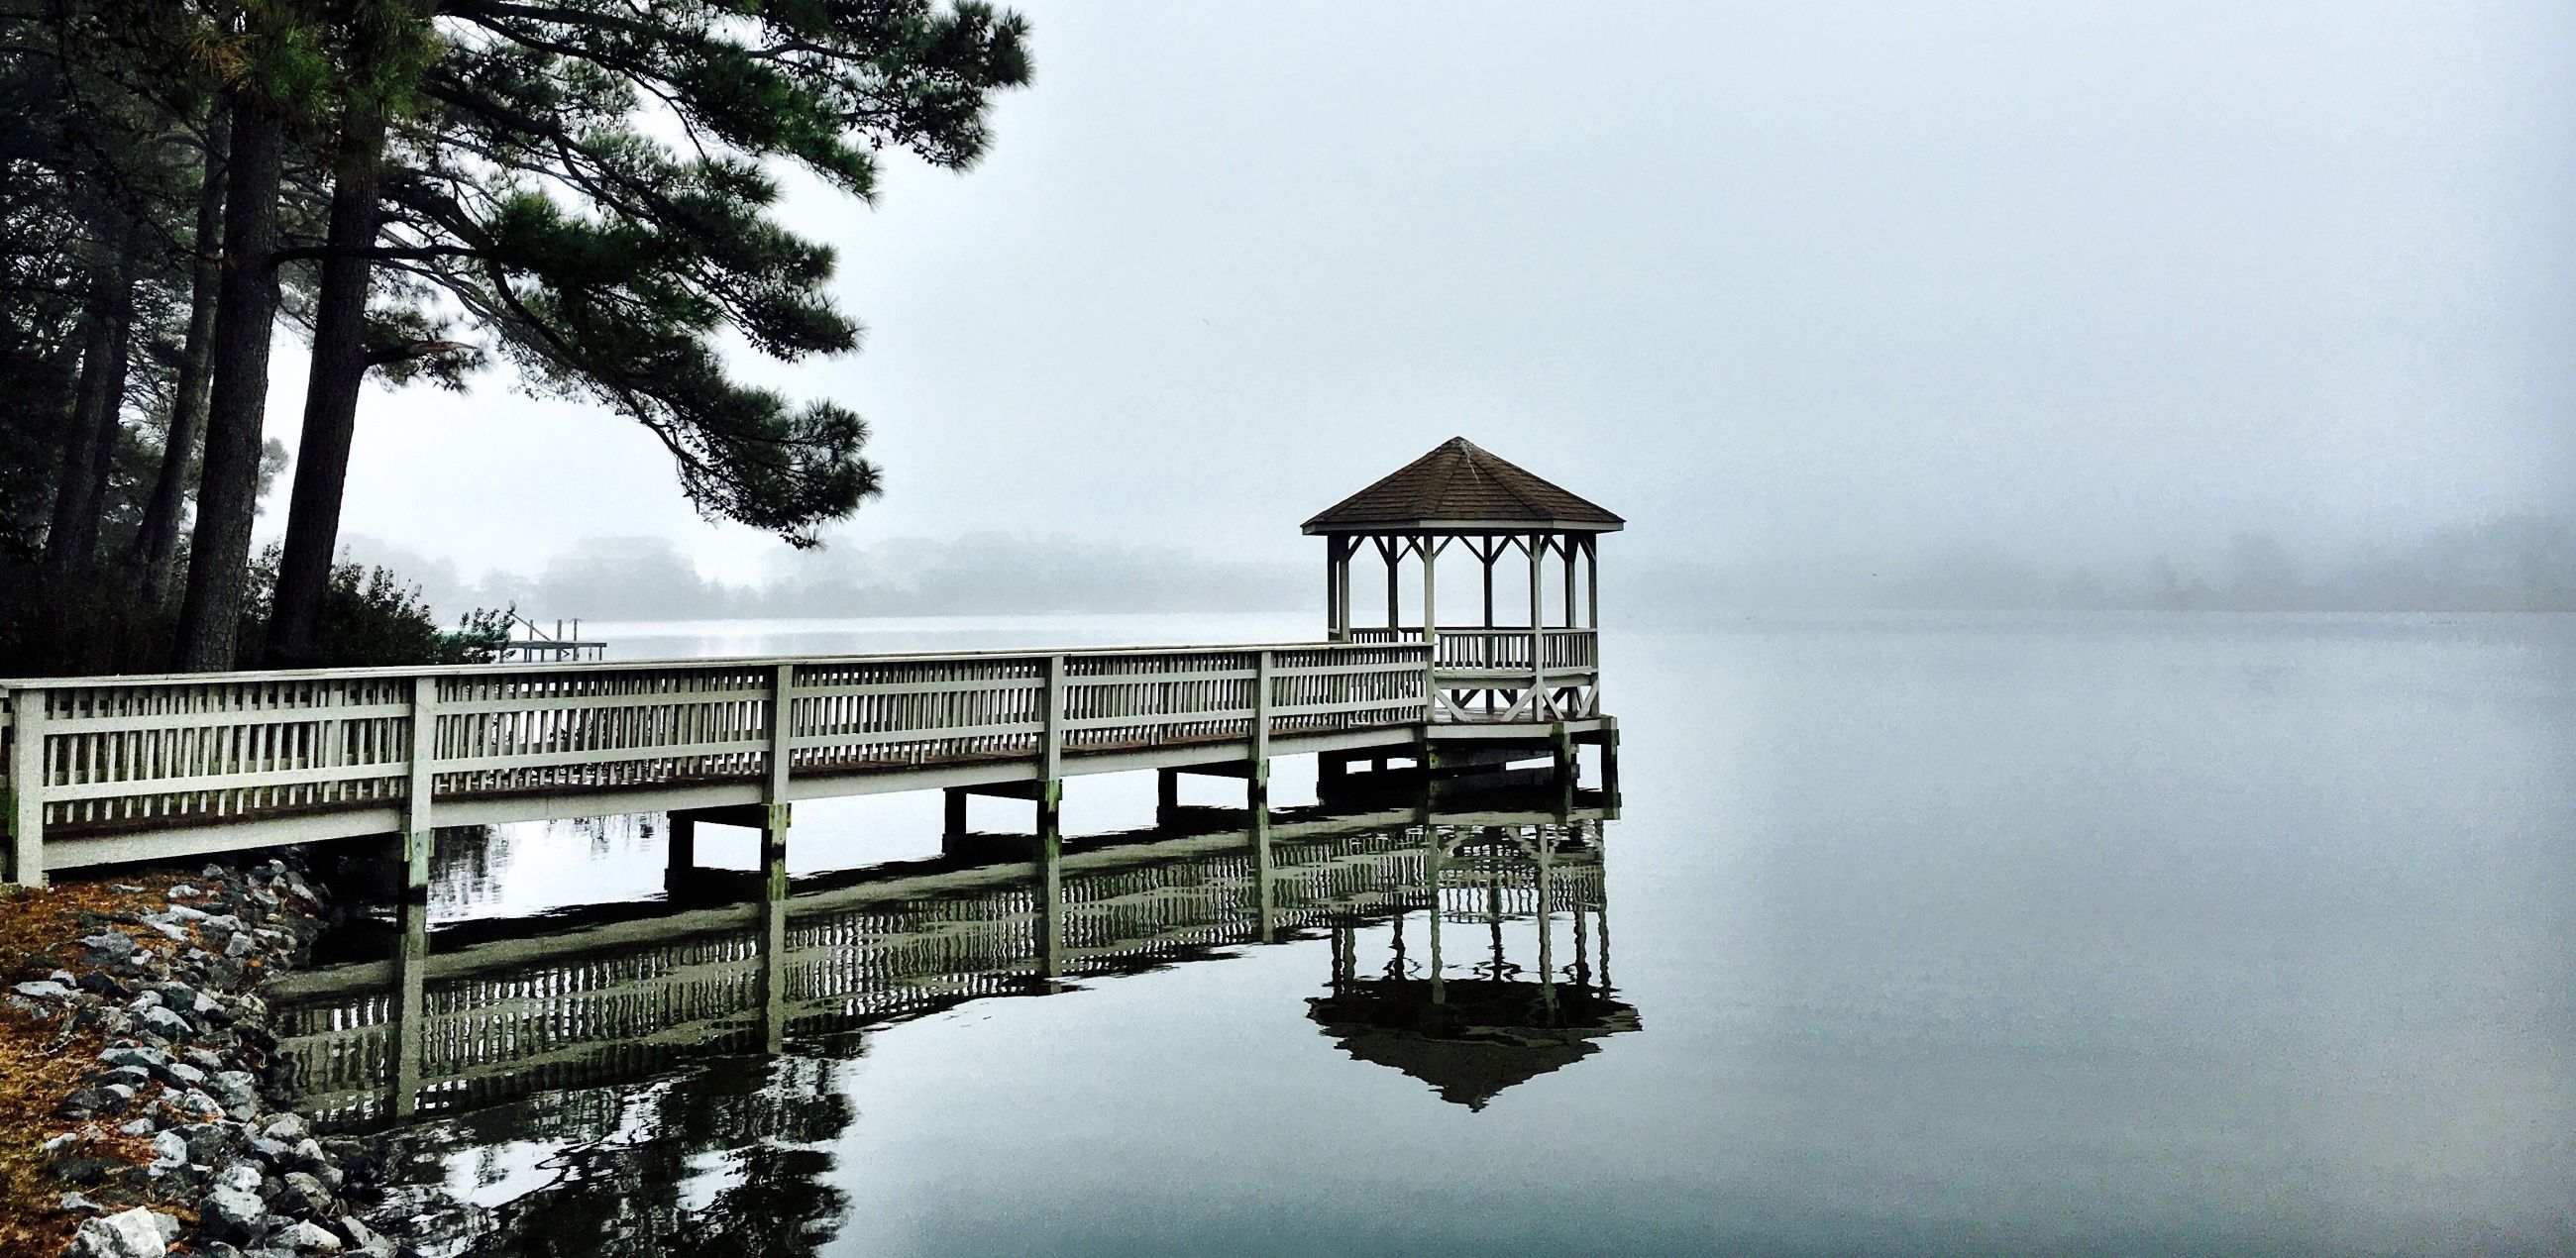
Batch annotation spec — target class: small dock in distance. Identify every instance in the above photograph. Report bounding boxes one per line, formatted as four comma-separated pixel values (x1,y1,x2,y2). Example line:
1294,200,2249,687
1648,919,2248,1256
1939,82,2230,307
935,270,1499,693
1,439,1623,889
492,613,607,664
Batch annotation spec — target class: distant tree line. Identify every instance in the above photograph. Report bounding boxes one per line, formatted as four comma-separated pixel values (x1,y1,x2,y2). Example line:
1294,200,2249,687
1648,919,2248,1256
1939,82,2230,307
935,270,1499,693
349,533,1313,623
0,0,1029,675
1631,513,2576,618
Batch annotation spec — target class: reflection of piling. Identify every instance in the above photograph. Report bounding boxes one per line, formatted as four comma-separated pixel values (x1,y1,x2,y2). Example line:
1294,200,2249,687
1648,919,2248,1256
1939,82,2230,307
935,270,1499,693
389,900,428,1121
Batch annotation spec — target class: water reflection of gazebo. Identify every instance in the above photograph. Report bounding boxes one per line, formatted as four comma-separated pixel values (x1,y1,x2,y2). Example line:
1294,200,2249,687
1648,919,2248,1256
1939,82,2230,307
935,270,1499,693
1308,823,1637,1110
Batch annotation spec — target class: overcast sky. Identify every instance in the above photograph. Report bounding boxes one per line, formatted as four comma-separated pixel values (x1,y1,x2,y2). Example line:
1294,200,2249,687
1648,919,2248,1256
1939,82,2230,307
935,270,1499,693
267,0,2576,591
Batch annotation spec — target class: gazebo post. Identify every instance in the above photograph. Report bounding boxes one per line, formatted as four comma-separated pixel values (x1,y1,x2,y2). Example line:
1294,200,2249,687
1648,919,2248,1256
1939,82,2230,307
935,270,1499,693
1381,536,1399,630
1585,536,1599,628
1337,538,1353,637
1420,536,1438,646
1561,537,1577,628
1480,539,1496,628
1527,532,1545,717
1325,535,1343,641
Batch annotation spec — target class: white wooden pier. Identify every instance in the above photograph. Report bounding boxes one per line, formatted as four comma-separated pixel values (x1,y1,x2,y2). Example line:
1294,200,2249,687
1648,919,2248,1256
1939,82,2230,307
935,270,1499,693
0,439,1623,888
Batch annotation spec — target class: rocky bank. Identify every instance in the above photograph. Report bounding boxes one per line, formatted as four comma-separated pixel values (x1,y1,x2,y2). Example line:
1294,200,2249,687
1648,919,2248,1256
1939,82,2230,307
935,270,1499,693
3,858,417,1258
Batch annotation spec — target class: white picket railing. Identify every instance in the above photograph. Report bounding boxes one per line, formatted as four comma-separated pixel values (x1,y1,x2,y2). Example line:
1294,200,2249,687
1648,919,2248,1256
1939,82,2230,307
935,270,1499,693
1350,626,1598,673
0,641,1432,884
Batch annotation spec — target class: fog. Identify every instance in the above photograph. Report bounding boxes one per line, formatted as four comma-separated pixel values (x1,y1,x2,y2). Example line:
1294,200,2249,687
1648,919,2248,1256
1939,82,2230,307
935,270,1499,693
275,1,2574,618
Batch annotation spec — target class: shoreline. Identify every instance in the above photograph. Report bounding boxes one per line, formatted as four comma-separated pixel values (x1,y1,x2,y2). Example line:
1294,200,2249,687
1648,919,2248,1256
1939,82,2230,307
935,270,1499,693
0,858,422,1257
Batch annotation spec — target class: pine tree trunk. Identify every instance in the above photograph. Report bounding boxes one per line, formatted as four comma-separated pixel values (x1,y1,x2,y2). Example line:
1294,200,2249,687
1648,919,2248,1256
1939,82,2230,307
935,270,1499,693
133,108,231,599
43,259,134,571
173,101,288,672
265,116,390,668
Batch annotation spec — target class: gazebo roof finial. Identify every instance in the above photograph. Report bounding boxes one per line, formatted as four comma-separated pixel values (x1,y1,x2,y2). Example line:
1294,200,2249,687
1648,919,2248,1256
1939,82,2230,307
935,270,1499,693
1301,437,1624,535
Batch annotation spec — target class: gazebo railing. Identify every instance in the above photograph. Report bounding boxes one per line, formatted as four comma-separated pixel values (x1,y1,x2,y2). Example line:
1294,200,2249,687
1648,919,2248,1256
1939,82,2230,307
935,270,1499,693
1348,627,1596,673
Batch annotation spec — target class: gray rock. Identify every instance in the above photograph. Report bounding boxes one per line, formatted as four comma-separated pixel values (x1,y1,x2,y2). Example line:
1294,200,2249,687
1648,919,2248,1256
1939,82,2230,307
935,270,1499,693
182,1121,241,1165
66,1206,167,1258
44,1130,82,1153
119,1118,156,1137
14,979,74,999
224,930,257,958
215,1161,265,1194
149,1130,188,1170
100,1044,169,1071
212,1069,262,1117
167,884,201,899
175,1088,226,1120
272,1169,333,1217
200,1185,269,1245
139,1005,197,1039
143,918,188,942
150,1212,181,1244
80,931,139,961
258,1112,308,1143
271,1219,344,1253
59,1191,102,1212
162,1060,208,1087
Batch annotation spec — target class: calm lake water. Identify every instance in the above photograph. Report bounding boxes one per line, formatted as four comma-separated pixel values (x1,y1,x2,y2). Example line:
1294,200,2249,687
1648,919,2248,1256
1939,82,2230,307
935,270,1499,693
297,613,2576,1255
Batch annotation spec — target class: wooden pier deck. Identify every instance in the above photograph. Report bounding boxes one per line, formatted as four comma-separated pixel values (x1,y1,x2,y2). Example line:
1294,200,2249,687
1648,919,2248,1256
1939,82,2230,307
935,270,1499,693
1,636,1612,886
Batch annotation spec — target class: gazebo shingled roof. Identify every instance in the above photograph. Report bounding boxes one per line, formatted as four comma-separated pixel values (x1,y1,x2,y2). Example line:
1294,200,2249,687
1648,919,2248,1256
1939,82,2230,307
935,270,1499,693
1302,437,1625,535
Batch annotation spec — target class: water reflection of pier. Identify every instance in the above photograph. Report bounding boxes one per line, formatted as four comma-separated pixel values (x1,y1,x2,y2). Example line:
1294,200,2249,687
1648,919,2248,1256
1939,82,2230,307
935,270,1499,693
272,800,1623,1130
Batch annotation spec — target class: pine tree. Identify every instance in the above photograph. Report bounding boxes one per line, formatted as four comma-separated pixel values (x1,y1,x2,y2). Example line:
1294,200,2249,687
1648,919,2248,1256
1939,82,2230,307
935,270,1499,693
258,0,1032,664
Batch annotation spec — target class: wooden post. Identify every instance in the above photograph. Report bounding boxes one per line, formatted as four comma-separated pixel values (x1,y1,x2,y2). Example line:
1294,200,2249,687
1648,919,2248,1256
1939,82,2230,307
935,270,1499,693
1155,769,1179,822
1601,718,1622,810
1325,535,1344,641
1480,538,1496,628
1527,533,1547,718
401,676,437,896
1249,650,1272,808
1382,536,1400,630
1251,804,1276,944
1562,536,1577,629
1420,537,1439,645
758,813,789,1055
1536,829,1557,1018
766,663,795,806
664,814,697,895
389,898,428,1120
1553,722,1577,816
943,787,969,838
1040,655,1065,784
1425,826,1446,1004
1035,795,1062,982
1585,535,1600,629
6,688,45,889
1038,658,1065,849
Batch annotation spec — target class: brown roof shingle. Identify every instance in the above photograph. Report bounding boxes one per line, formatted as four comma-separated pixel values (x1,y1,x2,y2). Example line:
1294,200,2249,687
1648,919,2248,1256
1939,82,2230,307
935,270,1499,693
1302,437,1625,534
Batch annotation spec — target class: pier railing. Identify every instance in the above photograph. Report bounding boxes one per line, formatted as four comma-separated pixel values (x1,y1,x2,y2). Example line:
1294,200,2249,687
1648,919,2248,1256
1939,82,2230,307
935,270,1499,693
1348,626,1596,672
1,641,1431,883
1346,627,1599,722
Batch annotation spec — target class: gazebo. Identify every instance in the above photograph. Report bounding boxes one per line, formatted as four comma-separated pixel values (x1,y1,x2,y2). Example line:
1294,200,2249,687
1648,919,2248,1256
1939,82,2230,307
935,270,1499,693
1305,437,1623,723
